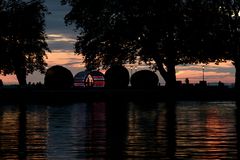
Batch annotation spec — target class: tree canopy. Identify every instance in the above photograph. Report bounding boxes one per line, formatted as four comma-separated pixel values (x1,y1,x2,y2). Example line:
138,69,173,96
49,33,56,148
62,0,240,87
0,0,49,85
217,0,240,88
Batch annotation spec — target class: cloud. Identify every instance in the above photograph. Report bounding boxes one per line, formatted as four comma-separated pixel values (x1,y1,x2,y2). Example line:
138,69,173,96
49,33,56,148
47,34,76,43
45,0,76,51
46,33,76,50
46,50,84,68
45,0,73,32
176,69,234,83
177,62,234,71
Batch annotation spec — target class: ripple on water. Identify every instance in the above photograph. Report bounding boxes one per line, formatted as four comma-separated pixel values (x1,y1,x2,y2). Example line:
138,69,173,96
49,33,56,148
0,101,239,159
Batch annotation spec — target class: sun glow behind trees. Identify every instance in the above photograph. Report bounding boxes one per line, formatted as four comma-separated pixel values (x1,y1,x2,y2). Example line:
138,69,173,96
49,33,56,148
0,0,236,85
0,58,235,85
0,31,237,84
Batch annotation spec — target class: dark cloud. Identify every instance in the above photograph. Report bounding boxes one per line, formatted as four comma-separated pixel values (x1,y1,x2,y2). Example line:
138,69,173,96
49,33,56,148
63,61,83,67
177,63,235,74
45,0,76,51
47,41,75,51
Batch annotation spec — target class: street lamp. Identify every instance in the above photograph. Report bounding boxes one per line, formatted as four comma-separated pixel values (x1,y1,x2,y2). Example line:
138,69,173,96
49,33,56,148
134,66,138,72
202,65,205,81
130,66,133,77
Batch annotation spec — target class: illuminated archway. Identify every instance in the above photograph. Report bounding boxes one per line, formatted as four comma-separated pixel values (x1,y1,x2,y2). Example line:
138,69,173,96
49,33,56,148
74,71,105,88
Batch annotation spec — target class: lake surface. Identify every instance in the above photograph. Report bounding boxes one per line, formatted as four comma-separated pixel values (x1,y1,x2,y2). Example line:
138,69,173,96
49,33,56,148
0,101,239,159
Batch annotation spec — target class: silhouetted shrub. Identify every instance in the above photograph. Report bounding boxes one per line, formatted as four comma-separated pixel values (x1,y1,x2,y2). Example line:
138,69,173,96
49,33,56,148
130,70,159,89
44,65,73,89
105,65,129,88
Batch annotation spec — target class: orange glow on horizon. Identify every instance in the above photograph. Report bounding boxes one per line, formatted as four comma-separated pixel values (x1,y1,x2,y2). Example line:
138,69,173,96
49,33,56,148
0,74,18,85
0,50,85,85
0,56,236,85
176,62,235,84
176,70,233,82
46,50,85,68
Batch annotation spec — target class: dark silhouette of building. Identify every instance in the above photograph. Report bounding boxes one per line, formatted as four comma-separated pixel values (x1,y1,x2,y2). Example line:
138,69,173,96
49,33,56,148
199,80,207,88
130,70,159,89
218,81,225,88
185,78,189,85
104,65,129,88
44,65,73,89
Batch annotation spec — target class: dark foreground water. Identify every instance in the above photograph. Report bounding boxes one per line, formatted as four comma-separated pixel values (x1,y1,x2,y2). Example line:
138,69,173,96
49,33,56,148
0,101,240,159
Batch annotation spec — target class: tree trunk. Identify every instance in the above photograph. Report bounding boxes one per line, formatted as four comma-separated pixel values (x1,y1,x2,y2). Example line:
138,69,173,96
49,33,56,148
15,66,27,86
154,59,168,82
12,51,27,86
165,62,177,88
235,60,240,89
153,56,177,88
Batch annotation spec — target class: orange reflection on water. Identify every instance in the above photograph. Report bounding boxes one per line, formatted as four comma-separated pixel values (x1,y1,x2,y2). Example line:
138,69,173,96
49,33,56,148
202,107,237,159
26,109,48,159
0,110,19,159
176,103,237,159
0,105,48,160
126,102,168,158
85,102,107,157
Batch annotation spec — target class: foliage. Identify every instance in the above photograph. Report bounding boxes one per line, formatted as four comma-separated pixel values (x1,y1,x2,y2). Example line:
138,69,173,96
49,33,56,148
0,0,50,85
62,0,240,87
219,0,240,88
61,0,184,86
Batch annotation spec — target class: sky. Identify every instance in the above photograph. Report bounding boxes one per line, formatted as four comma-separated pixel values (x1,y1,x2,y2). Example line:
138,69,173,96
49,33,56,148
0,0,237,85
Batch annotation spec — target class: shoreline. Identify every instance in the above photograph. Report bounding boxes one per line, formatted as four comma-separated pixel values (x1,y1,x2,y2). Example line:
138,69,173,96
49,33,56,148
0,87,238,104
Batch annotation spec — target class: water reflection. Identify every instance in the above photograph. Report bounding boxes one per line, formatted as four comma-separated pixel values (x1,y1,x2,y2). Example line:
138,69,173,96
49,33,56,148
127,101,172,159
47,102,107,159
236,100,240,159
176,102,237,159
0,105,20,159
0,104,48,160
106,101,128,159
0,101,239,159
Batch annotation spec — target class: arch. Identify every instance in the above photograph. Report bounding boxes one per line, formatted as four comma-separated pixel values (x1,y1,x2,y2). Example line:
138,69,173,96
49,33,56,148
74,70,105,88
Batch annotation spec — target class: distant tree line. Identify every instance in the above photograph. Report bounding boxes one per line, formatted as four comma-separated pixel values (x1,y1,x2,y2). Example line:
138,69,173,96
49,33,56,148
0,0,49,86
61,0,240,88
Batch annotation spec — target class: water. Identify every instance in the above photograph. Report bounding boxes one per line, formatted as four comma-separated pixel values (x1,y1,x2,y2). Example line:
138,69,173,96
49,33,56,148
0,101,239,159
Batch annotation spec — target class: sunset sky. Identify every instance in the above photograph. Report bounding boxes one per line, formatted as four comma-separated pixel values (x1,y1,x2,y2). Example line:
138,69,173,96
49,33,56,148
0,0,236,85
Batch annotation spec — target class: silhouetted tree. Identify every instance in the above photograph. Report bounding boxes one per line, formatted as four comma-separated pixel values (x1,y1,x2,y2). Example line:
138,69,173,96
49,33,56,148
215,0,240,89
61,0,189,87
0,0,49,86
184,1,228,57
185,0,240,88
62,0,240,88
